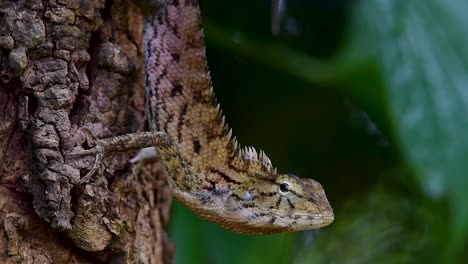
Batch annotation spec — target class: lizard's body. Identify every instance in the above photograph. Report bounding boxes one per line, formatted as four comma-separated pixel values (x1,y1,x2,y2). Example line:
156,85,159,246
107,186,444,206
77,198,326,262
77,0,333,234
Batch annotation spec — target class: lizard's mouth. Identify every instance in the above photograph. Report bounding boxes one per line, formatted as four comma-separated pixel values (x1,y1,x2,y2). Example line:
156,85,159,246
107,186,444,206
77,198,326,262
248,212,334,234
282,212,334,227
312,212,334,226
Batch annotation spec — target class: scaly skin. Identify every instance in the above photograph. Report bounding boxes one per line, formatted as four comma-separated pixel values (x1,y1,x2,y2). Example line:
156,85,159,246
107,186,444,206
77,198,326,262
78,0,334,235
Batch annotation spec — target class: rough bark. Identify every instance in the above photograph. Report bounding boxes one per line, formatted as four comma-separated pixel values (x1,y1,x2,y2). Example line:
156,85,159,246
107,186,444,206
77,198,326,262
0,0,174,263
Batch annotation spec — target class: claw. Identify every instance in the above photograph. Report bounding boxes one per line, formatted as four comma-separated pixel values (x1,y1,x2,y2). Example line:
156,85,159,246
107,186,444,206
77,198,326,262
79,147,104,184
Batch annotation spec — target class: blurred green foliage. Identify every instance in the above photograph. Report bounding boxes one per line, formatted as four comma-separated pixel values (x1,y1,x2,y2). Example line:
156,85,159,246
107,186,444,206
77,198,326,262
169,0,468,263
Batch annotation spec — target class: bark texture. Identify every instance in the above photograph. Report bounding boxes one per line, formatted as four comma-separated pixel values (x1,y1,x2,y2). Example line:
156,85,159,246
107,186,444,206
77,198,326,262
0,0,174,263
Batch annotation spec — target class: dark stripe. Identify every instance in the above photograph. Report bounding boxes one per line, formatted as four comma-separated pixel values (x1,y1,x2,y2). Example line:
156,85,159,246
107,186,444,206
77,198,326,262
206,180,216,191
162,112,173,132
257,176,277,184
193,139,201,154
170,83,183,97
233,205,244,211
150,54,168,90
206,127,222,141
242,203,255,208
287,198,295,209
156,9,164,25
193,193,212,205
200,197,211,205
161,4,174,33
231,193,243,201
268,216,277,224
213,188,230,195
288,214,300,220
171,52,180,62
228,163,245,174
307,196,320,206
204,180,229,196
193,89,211,104
275,197,282,209
144,71,152,95
259,191,277,197
289,189,304,199
146,87,156,128
210,168,242,185
248,213,261,220
247,213,268,220
149,65,166,130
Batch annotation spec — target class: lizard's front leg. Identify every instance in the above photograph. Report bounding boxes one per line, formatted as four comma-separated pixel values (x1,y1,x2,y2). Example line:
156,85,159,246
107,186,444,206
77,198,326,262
68,131,183,184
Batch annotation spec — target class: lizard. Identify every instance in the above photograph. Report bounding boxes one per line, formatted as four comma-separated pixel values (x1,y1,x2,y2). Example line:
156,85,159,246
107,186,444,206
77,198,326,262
73,0,334,235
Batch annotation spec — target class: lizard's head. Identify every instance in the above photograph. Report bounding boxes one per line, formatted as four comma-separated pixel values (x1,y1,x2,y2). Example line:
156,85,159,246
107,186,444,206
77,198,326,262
172,172,333,235
221,173,334,234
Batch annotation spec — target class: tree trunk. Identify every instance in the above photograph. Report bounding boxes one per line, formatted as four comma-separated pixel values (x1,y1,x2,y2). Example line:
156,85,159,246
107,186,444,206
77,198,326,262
0,0,174,263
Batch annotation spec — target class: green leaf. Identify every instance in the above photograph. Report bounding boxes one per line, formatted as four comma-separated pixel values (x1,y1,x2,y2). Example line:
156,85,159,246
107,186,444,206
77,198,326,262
345,0,468,259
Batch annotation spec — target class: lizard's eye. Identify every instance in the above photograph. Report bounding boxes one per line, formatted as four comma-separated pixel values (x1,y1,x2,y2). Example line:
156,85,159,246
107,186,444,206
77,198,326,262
276,174,302,196
279,183,290,193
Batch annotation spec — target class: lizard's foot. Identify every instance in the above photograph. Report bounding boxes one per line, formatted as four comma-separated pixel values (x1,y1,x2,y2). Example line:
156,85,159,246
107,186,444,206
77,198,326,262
79,145,104,184
67,144,106,184
66,128,107,184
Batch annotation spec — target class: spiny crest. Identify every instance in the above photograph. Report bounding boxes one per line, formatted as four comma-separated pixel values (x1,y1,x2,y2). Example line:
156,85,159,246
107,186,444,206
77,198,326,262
239,146,275,173
230,134,239,154
241,146,258,161
258,149,275,172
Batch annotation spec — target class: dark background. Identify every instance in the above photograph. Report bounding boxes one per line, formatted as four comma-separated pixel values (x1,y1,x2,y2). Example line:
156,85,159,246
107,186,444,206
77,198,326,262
169,0,468,263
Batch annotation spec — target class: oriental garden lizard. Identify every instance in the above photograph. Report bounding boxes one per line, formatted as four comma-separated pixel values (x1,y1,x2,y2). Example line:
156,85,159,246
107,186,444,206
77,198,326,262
72,0,334,235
